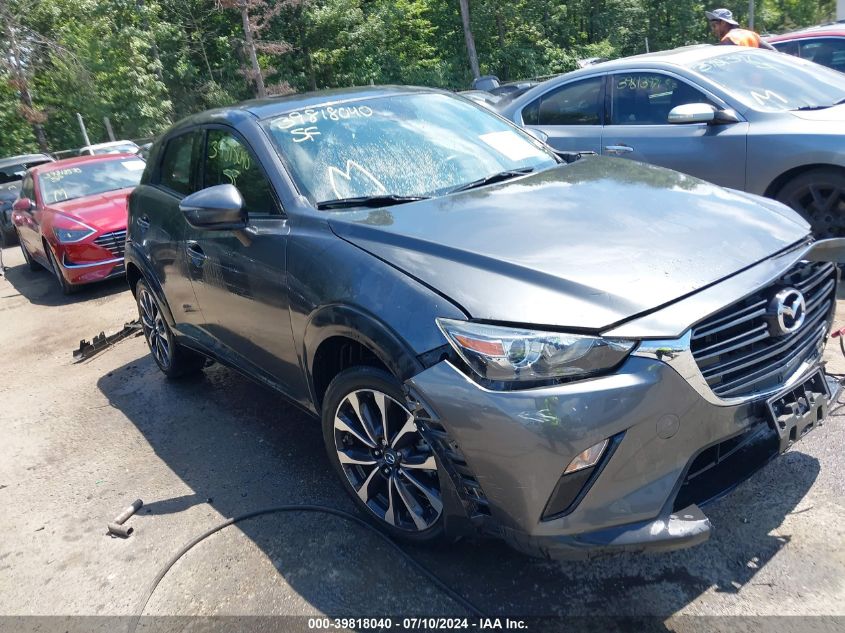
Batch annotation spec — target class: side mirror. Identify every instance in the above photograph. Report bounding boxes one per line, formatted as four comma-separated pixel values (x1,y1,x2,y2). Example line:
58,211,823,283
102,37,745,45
667,103,717,124
12,198,33,212
524,127,549,144
179,184,247,230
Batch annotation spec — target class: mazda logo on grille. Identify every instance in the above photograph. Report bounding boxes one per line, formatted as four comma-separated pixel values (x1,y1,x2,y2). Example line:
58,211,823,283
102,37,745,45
767,288,806,336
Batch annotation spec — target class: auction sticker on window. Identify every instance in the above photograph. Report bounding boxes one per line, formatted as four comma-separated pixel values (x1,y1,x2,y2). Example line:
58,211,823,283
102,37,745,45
479,131,547,161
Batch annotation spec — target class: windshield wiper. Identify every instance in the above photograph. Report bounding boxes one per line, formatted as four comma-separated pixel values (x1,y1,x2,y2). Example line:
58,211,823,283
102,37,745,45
448,167,535,194
316,195,430,210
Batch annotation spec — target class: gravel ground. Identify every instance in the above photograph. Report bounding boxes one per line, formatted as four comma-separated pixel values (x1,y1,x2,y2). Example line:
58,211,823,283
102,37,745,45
1,243,844,631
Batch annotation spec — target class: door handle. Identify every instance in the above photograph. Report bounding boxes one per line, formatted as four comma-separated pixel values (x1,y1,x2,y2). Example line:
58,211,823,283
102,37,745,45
604,145,634,155
186,241,207,268
137,215,150,231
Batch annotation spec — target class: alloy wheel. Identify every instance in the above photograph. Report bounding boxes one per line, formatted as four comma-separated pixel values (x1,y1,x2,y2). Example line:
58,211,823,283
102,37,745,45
138,286,171,369
333,389,442,532
787,182,845,239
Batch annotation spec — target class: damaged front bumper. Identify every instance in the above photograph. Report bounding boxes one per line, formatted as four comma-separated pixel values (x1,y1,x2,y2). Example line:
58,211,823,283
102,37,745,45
404,356,838,560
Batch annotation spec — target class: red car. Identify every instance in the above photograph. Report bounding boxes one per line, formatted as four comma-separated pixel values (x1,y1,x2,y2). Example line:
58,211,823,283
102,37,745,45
766,21,845,73
12,154,144,294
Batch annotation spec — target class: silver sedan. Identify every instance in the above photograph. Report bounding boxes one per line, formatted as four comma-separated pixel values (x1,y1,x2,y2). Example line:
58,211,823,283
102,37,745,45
498,45,845,237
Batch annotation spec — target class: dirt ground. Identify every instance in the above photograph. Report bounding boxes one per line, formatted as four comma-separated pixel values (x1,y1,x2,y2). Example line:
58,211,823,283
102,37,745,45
1,242,844,631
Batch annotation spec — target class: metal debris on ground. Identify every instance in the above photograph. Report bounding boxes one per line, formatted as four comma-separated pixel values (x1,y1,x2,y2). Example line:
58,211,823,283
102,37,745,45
73,319,142,363
107,499,143,538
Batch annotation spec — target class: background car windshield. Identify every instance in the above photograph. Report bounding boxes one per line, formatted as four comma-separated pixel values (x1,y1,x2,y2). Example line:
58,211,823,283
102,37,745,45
690,50,845,112
39,158,145,203
263,93,558,205
0,160,52,184
92,144,138,155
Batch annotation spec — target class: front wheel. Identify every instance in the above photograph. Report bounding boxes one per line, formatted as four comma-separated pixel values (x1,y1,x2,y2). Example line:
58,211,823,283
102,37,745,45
136,279,205,378
776,168,845,239
46,245,78,295
322,366,445,543
20,240,42,272
0,224,18,248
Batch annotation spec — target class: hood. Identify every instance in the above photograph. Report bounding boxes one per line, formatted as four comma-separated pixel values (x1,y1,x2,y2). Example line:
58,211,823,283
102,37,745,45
789,103,845,122
328,158,809,331
47,187,131,231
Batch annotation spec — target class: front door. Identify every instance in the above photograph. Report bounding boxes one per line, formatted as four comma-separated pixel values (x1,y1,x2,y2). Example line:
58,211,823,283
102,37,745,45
186,126,305,400
601,71,749,190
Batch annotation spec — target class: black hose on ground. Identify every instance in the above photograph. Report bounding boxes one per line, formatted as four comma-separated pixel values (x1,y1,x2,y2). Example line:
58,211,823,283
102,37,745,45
129,504,484,633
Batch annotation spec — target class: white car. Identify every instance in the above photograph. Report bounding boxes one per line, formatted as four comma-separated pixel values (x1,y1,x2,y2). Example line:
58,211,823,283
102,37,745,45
79,140,140,156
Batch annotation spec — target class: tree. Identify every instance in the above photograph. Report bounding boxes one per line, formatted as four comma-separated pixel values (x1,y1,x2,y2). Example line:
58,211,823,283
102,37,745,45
458,0,480,79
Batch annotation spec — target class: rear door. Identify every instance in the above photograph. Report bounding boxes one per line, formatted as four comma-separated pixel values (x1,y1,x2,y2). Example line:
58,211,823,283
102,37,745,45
185,125,305,398
601,70,749,189
15,173,46,262
519,76,605,154
131,129,206,339
798,37,845,73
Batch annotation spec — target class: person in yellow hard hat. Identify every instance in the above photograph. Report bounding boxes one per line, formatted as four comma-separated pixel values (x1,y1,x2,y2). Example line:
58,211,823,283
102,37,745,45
706,7,776,50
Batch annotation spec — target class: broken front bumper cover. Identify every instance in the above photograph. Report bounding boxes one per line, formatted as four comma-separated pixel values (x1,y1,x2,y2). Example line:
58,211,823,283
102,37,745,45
405,356,838,560
502,504,711,560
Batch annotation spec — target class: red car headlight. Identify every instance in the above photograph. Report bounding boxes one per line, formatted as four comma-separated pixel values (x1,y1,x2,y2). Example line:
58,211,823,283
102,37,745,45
52,214,96,244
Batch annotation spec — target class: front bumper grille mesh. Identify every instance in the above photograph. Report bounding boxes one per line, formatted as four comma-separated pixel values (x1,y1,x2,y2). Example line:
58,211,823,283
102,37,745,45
690,260,836,399
94,229,126,258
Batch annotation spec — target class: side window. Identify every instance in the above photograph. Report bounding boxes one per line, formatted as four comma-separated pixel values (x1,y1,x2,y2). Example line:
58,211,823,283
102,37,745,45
521,99,540,125
800,38,845,73
610,73,715,125
21,175,35,201
773,40,800,57
158,133,195,195
203,129,276,215
535,77,603,126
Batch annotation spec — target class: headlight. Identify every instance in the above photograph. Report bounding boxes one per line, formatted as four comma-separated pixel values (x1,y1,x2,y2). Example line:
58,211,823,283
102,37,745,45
53,215,95,243
436,318,636,383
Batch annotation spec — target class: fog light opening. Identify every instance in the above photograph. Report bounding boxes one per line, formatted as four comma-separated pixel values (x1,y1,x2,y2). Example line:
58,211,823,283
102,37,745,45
564,439,609,475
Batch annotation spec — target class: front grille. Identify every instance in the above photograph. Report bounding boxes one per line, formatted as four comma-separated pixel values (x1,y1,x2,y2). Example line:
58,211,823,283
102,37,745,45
690,260,836,399
94,229,126,258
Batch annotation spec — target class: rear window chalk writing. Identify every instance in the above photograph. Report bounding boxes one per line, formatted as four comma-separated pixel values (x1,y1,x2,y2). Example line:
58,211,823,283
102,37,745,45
616,76,677,92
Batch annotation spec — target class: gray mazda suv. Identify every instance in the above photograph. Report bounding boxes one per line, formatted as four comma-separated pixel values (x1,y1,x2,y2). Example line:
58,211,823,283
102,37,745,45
126,86,842,558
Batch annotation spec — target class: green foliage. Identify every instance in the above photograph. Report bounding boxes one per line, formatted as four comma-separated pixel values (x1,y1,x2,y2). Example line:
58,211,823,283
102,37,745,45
0,77,38,156
0,0,837,155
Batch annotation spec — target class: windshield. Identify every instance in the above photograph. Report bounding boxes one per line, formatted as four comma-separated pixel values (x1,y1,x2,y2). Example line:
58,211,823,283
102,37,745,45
262,93,558,206
0,159,52,184
38,158,145,203
690,50,845,112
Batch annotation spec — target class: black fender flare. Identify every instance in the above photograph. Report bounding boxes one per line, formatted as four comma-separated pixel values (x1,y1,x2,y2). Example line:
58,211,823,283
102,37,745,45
125,242,177,327
303,304,424,410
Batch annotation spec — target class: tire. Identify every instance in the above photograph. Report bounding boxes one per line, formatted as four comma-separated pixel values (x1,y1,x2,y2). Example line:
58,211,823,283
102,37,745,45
20,240,42,272
776,168,845,239
0,224,17,248
46,245,78,295
322,366,445,543
136,279,205,378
